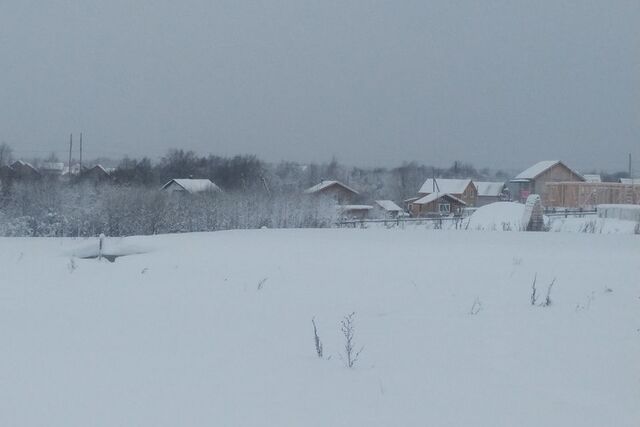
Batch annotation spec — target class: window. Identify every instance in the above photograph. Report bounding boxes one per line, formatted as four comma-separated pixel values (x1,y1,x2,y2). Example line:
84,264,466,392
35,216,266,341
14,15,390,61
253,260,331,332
438,203,450,213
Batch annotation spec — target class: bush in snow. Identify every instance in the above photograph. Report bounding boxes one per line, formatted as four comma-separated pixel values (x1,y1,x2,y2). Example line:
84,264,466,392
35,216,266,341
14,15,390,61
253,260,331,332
340,312,364,368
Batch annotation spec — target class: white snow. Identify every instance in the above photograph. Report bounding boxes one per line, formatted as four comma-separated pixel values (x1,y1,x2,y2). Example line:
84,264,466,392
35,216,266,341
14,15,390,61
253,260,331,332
418,178,472,195
597,204,640,222
466,202,526,230
582,174,602,183
374,200,404,212
474,181,505,196
514,160,584,181
303,180,359,195
162,179,221,194
413,192,466,205
1,229,639,426
514,160,560,180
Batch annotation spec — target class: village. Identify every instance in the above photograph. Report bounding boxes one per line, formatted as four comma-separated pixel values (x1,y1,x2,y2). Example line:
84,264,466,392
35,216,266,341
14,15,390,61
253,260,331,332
1,156,638,224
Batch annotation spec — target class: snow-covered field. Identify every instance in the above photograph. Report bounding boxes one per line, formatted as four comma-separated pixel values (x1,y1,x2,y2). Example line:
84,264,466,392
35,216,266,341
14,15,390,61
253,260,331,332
1,229,639,426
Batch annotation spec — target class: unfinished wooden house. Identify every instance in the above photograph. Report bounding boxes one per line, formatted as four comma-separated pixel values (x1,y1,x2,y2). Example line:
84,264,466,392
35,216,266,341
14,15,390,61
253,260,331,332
544,181,640,208
508,161,584,203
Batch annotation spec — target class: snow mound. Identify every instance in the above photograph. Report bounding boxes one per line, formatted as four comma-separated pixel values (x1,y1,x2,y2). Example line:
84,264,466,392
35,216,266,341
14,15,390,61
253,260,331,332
466,202,525,231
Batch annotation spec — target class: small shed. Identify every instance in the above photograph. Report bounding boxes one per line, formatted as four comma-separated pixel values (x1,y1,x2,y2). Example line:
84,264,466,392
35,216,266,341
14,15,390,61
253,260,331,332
374,200,406,218
338,204,373,220
408,193,467,217
304,180,359,204
161,179,222,194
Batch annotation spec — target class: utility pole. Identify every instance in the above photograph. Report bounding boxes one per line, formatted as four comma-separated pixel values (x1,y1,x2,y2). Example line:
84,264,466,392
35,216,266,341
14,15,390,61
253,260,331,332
629,153,632,181
432,167,439,192
79,132,83,172
68,133,73,177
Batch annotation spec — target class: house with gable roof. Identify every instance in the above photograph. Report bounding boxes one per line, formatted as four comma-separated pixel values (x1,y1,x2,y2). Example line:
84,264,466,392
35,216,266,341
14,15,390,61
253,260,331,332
508,160,584,203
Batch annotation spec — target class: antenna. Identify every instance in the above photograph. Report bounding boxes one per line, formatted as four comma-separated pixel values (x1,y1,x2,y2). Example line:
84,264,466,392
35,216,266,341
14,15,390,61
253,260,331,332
432,168,440,193
68,134,73,176
79,132,83,172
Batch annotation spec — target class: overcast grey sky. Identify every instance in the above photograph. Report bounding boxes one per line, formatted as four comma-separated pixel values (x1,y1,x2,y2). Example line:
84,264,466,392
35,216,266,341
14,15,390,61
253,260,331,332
0,1,638,171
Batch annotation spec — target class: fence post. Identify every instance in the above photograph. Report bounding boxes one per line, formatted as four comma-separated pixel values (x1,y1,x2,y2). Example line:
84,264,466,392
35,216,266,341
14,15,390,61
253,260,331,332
98,233,105,260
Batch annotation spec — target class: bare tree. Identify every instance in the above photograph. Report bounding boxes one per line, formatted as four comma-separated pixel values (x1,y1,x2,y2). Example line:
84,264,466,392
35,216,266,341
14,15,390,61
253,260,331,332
340,312,364,368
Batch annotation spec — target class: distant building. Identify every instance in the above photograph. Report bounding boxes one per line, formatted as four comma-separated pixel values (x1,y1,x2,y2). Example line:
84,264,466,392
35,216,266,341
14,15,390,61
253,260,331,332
161,178,222,194
80,165,113,182
303,180,359,204
40,162,65,178
10,160,41,180
338,204,373,220
408,193,467,217
619,178,637,185
582,174,602,183
508,160,584,203
374,200,407,218
418,178,477,206
474,181,506,207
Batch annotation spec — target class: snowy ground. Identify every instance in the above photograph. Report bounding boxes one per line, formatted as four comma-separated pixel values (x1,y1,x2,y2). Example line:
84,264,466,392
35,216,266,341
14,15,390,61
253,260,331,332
1,229,639,426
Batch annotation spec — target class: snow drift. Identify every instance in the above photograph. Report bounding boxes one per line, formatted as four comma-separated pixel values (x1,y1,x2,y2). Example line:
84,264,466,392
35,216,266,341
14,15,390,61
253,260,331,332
1,230,639,426
466,202,525,231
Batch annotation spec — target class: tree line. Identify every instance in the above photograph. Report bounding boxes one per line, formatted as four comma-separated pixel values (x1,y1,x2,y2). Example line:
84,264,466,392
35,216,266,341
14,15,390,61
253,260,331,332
0,146,521,237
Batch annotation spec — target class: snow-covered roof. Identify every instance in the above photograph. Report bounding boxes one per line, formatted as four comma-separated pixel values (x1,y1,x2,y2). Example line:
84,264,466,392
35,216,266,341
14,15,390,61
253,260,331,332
619,178,637,184
375,200,404,212
303,180,359,195
11,160,37,169
514,160,583,181
162,179,221,194
339,205,373,211
581,174,601,183
475,181,504,197
41,162,65,171
412,192,467,206
87,164,110,175
419,178,472,195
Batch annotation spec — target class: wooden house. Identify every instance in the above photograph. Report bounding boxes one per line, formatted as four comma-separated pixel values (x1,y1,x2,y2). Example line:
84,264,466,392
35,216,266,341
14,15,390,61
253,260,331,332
161,178,222,194
408,193,467,217
418,178,477,206
303,180,359,204
508,161,584,203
